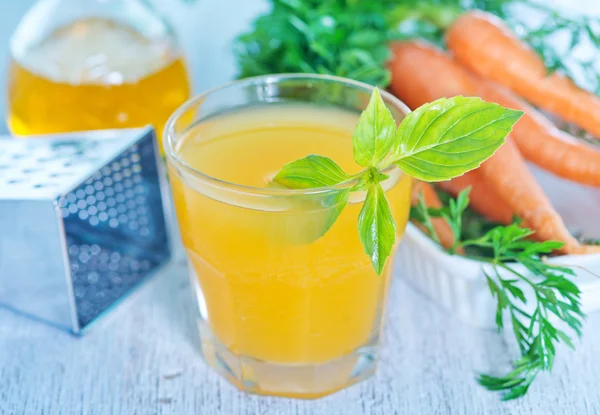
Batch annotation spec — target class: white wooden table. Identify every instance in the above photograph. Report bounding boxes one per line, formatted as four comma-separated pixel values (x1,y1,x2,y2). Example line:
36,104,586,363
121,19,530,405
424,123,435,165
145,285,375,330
2,0,600,413
2,254,600,414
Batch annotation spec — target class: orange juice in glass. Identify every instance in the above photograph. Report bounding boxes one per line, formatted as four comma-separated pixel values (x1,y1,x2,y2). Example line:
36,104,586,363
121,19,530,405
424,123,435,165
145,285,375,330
164,75,412,398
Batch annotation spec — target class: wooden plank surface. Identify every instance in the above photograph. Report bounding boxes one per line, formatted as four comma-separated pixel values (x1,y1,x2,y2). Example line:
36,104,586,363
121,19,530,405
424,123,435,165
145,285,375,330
1,254,600,415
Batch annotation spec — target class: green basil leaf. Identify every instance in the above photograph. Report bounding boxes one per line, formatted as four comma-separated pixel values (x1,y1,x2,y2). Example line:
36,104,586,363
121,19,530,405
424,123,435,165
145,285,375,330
358,182,396,275
274,154,351,188
352,88,397,168
270,188,350,246
393,96,524,181
321,189,350,236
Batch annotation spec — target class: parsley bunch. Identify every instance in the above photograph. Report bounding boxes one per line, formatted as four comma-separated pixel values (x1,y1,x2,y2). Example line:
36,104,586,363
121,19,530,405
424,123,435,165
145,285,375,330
234,0,403,86
234,0,600,93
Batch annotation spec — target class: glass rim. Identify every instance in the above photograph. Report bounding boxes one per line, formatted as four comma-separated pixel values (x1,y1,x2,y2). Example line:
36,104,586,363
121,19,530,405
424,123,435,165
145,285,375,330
163,73,411,197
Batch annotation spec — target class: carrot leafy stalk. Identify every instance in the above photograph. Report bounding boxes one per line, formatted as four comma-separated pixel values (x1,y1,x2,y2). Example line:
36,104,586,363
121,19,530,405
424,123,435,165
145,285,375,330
505,2,600,94
412,188,584,400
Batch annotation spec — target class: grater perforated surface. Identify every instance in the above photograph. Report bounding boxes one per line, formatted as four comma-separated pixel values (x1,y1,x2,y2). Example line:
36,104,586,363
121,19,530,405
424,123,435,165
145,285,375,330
0,130,139,199
60,136,169,328
0,128,171,332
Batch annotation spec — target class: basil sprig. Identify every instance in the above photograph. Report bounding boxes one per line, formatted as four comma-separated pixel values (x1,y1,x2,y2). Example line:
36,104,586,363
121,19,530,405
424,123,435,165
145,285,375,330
275,88,523,274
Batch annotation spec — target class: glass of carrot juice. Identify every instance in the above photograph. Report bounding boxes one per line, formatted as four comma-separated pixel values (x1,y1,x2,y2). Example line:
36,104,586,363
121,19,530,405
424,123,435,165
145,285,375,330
164,74,413,398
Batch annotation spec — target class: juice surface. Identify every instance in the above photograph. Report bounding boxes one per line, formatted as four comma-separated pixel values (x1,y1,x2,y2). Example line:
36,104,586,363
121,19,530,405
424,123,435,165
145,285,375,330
170,104,413,365
7,18,190,146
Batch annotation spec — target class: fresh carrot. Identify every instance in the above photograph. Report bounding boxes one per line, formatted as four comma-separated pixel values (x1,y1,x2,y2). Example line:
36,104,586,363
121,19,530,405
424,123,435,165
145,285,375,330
389,41,600,254
475,81,600,187
390,35,600,186
446,11,600,138
437,171,513,225
478,138,591,253
388,41,475,109
411,181,459,250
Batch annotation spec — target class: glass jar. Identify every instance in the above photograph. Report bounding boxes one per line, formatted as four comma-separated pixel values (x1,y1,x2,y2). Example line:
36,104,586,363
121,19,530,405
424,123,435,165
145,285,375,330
6,0,191,150
164,74,413,398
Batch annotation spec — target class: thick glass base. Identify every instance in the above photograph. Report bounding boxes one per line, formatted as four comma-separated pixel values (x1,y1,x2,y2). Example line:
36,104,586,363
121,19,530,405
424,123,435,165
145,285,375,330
197,319,378,399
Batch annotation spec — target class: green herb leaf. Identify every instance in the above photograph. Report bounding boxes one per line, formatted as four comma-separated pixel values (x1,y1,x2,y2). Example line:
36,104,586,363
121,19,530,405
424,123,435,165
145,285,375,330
234,0,396,87
393,96,523,181
321,189,351,236
273,90,522,278
411,187,584,401
358,182,396,275
274,154,351,188
272,155,351,243
352,88,397,168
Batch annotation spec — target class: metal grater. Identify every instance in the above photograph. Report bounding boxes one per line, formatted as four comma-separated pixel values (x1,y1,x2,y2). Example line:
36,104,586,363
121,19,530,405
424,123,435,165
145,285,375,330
0,127,171,334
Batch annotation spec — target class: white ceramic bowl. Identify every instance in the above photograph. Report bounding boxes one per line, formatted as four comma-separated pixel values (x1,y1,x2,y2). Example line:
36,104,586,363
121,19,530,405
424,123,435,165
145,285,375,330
397,164,600,328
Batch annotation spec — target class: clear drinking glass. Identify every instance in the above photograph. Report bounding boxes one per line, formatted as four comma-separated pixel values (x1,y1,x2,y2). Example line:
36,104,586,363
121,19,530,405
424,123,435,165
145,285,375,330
164,74,413,398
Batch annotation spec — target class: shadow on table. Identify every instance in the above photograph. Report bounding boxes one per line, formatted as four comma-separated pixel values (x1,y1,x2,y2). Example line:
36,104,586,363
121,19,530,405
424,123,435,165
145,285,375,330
152,253,201,352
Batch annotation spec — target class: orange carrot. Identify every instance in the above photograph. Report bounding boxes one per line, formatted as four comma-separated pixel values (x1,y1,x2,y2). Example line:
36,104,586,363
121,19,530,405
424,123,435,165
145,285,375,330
390,35,600,186
389,41,598,254
446,11,600,138
389,41,476,109
411,181,458,250
478,138,591,253
475,81,600,187
438,171,513,225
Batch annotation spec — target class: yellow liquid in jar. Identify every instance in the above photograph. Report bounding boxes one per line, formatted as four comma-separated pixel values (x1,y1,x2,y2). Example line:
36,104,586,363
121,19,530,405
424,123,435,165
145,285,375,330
7,18,191,148
169,104,413,377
